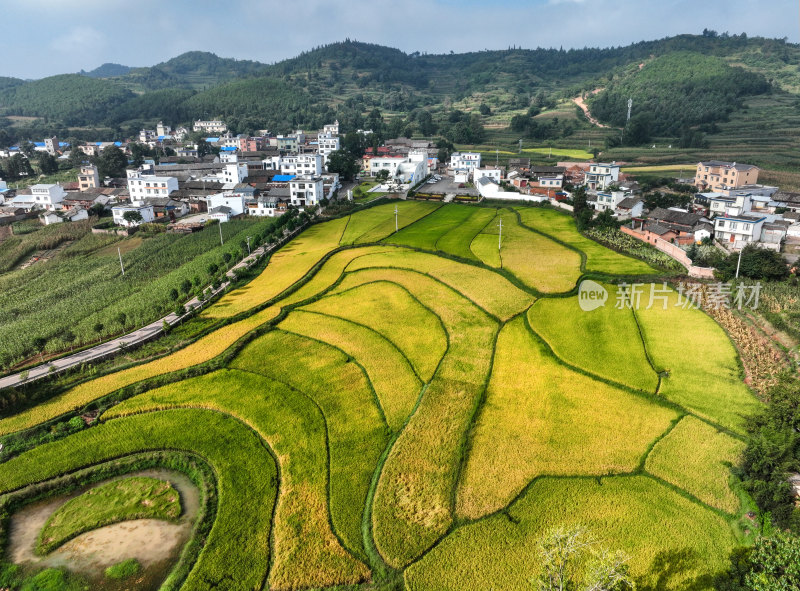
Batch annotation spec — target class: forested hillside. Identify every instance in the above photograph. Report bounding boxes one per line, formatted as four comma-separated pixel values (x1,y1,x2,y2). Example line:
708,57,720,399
0,34,796,144
80,63,132,78
0,74,133,126
589,52,771,135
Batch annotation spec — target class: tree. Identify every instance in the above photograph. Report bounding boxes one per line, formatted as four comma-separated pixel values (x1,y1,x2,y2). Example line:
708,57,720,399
326,149,359,181
716,245,789,281
376,169,390,181
716,532,800,590
533,526,634,591
94,145,128,178
342,131,368,158
479,103,492,115
37,152,59,175
122,210,143,226
68,147,87,168
180,279,192,295
115,312,127,328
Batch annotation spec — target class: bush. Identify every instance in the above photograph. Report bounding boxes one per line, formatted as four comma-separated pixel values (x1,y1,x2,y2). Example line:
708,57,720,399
105,558,141,580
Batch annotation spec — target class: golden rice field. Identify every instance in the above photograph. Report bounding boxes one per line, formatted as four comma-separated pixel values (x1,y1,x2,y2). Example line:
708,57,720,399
0,203,759,590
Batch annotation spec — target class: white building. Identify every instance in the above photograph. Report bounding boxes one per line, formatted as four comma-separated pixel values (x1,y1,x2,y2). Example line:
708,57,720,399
44,137,59,156
280,154,323,176
208,206,233,223
317,133,340,164
222,163,249,185
289,176,323,208
450,152,481,171
156,121,171,136
127,173,179,206
584,163,621,192
709,193,752,218
594,191,628,213
248,196,288,217
369,156,406,178
40,207,89,225
193,120,227,133
207,192,246,216
139,129,156,143
473,168,503,184
615,197,645,219
112,204,155,227
30,184,67,211
714,214,768,249
323,120,340,136
537,175,564,189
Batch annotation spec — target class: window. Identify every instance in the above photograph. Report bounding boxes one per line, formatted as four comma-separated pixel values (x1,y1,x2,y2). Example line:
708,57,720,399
730,222,738,230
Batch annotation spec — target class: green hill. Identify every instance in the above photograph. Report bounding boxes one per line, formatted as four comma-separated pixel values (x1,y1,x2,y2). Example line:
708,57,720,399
0,74,133,126
80,63,133,78
588,52,771,135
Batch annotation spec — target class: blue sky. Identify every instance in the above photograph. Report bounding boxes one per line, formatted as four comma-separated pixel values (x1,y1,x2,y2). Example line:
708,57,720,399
3,0,797,79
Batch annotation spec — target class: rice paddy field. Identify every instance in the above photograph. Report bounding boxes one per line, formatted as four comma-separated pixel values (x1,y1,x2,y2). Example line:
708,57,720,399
0,203,761,590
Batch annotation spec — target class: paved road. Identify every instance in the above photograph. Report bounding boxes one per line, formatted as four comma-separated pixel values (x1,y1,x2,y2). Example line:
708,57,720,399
0,230,299,391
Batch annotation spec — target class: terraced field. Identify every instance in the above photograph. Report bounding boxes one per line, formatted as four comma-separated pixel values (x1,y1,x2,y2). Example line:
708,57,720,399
0,203,759,590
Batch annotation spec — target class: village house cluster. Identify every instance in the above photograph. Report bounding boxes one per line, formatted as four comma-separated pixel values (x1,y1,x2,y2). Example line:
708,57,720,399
0,120,351,230
0,118,798,268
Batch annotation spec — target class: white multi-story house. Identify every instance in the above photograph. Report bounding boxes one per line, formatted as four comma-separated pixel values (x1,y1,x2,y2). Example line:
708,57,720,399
317,133,340,164
594,191,628,212
222,162,249,185
323,120,340,136
289,176,323,208
714,214,768,249
127,173,179,206
708,193,752,218
450,152,481,171
193,120,227,133
584,163,621,192
473,168,502,184
156,122,171,136
207,192,246,216
280,154,323,176
112,204,155,227
44,137,59,156
248,195,289,217
30,184,67,211
139,129,157,143
369,156,406,178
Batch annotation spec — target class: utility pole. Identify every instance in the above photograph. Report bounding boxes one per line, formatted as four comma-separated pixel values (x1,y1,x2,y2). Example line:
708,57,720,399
219,220,224,246
394,205,399,233
735,247,743,279
498,218,503,251
118,247,125,276
246,236,251,255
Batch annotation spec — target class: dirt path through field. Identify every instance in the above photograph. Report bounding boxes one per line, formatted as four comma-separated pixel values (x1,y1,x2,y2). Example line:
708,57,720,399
7,468,200,589
573,89,608,128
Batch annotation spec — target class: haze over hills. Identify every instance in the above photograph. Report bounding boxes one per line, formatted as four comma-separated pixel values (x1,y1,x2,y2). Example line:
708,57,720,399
0,32,798,149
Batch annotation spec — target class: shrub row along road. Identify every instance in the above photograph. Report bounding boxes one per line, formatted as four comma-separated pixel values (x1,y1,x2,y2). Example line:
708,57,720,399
0,239,276,391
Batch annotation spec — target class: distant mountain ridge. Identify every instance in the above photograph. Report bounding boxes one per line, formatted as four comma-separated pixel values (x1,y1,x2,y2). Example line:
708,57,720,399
80,63,133,78
0,35,797,139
